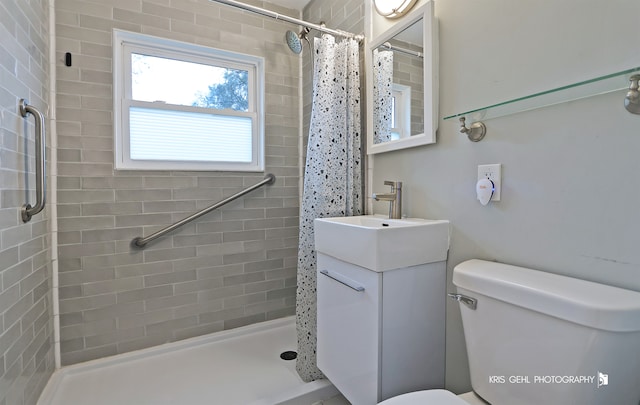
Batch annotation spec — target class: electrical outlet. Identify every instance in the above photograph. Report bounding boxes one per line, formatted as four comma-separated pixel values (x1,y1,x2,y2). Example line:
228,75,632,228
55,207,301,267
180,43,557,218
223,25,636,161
477,164,501,201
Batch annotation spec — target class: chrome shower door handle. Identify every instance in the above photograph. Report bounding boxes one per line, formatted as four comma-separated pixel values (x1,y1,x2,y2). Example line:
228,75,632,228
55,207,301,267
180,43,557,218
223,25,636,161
20,99,47,223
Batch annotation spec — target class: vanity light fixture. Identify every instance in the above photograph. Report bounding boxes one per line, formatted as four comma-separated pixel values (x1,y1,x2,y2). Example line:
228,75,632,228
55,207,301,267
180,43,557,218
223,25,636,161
374,0,419,19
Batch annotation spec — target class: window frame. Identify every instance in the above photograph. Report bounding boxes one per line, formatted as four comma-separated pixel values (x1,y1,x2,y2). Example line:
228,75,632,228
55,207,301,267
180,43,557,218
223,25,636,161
391,83,411,140
113,29,265,172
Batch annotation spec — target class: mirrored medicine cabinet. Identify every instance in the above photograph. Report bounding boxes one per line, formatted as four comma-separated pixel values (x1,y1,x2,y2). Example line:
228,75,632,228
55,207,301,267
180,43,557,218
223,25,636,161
367,1,438,155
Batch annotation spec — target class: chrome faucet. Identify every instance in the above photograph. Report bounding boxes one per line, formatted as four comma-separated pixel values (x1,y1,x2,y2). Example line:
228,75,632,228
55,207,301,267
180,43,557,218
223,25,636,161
372,181,402,219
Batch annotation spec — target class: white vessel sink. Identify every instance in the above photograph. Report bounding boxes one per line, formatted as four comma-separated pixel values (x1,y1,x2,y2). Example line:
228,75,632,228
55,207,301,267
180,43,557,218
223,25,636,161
314,215,450,272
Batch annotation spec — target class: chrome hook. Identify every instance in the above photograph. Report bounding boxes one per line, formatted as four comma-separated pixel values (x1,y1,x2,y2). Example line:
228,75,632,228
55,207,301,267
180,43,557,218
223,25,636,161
624,74,640,114
459,117,486,142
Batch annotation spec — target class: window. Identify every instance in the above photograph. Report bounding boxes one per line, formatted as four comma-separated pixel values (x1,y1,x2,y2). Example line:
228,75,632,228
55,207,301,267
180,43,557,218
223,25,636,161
391,83,411,141
113,30,265,171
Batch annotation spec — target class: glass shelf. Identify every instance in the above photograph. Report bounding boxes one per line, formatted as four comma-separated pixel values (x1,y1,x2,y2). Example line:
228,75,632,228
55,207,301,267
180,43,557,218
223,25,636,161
443,66,640,122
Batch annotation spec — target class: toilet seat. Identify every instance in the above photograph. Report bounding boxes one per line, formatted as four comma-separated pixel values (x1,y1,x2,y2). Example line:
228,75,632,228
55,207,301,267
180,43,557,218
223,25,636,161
378,389,469,405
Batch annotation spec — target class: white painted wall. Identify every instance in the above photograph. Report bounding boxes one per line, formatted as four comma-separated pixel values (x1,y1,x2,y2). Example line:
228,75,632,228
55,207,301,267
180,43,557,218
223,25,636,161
368,0,640,392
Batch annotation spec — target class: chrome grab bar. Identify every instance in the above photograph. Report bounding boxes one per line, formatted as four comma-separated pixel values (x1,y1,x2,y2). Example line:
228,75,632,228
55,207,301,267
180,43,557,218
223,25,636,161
20,99,47,223
319,270,365,292
131,173,276,248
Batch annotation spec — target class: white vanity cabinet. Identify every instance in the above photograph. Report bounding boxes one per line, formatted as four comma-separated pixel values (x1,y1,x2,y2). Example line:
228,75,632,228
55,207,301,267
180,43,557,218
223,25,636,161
316,253,446,404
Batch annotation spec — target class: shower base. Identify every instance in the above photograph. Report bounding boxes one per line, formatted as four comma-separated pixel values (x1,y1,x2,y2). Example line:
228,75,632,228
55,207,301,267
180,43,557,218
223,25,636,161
37,317,338,405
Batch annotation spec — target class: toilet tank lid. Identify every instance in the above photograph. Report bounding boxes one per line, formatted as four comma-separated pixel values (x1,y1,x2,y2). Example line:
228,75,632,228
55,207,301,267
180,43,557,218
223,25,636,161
453,259,640,332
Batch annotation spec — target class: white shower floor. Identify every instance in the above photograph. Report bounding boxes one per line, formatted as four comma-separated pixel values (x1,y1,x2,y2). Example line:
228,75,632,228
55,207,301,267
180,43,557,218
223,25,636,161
38,317,339,405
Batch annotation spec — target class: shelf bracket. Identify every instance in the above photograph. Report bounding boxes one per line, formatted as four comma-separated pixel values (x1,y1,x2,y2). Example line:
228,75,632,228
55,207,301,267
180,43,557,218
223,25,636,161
459,117,486,142
624,74,640,114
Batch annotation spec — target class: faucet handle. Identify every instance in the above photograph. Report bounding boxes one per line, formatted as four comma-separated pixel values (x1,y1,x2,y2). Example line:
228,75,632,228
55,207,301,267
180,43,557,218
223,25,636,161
383,180,402,190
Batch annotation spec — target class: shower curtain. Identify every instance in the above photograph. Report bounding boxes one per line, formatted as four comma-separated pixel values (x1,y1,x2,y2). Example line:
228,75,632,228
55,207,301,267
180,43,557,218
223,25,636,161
373,49,393,144
296,34,362,382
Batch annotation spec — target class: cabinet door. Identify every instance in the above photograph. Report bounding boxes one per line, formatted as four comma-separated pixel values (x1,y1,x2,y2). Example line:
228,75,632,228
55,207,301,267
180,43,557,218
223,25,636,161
317,253,381,405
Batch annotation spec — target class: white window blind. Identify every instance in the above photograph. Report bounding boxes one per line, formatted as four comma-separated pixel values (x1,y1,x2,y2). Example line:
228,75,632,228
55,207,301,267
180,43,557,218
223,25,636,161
129,107,253,162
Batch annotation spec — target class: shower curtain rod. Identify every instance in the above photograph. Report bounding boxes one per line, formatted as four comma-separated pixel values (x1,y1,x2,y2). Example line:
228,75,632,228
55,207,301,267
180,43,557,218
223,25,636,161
378,42,423,59
210,0,364,42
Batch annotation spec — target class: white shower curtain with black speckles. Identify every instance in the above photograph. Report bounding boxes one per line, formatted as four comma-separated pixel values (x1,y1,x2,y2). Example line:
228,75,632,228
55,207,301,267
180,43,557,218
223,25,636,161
296,34,362,382
373,49,393,144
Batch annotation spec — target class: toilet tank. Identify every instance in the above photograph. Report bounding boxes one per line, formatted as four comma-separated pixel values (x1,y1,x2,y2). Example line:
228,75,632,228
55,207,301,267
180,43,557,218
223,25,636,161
453,259,640,405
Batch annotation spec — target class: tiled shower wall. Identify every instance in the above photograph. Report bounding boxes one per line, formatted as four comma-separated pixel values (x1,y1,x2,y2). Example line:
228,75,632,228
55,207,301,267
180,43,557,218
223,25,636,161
0,0,55,403
55,0,301,365
392,42,424,136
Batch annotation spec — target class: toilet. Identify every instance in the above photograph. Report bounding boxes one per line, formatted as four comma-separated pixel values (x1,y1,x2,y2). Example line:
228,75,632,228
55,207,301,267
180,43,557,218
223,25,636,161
378,390,484,404
380,259,640,405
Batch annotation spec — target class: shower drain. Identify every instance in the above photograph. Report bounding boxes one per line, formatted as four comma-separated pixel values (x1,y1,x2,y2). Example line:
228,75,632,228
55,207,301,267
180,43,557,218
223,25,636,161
280,351,297,361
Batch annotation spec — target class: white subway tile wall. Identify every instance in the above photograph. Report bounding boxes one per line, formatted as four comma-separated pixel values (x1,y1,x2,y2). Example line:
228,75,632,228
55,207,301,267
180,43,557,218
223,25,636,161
0,0,56,404
55,0,301,365
393,44,424,135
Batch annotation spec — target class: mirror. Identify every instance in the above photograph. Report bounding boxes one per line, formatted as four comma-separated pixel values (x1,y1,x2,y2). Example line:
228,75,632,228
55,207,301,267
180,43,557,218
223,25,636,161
367,1,438,154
